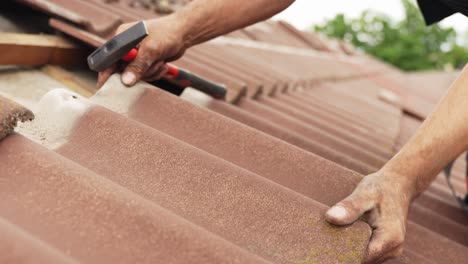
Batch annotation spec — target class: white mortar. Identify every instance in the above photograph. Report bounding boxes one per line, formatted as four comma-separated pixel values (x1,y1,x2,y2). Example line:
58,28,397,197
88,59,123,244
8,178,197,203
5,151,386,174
180,88,214,108
91,74,146,115
16,88,92,150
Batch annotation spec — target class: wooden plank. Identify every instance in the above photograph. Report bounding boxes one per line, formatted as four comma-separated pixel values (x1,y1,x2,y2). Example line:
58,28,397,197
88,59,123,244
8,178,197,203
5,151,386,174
41,65,96,98
0,32,88,66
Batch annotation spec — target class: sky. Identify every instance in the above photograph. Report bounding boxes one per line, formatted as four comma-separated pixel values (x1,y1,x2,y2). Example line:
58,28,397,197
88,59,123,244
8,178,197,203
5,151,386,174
273,0,468,34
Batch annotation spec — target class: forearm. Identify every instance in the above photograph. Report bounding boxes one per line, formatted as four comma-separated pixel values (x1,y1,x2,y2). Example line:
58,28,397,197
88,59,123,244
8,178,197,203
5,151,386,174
171,0,295,47
382,65,468,198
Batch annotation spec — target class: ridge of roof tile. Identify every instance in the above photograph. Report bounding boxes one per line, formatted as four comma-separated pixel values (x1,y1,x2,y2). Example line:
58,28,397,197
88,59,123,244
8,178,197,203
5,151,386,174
27,89,371,263
236,97,388,167
0,95,34,141
409,203,468,245
405,222,468,263
0,216,78,264
284,91,396,140
95,76,366,205
257,95,394,157
202,95,378,174
274,93,395,146
0,133,270,264
95,77,468,257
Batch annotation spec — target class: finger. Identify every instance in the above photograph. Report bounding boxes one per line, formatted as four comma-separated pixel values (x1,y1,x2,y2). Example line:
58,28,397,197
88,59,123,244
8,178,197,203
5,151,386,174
115,22,138,35
363,226,404,264
142,61,164,80
97,63,119,88
326,190,376,225
121,47,154,86
145,65,169,82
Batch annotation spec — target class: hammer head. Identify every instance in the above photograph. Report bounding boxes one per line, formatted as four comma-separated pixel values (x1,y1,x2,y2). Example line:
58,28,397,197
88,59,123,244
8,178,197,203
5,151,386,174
87,21,148,72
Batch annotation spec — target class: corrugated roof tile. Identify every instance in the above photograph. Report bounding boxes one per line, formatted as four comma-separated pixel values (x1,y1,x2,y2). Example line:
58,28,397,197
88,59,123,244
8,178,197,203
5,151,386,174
20,0,123,35
236,97,387,167
202,94,377,174
274,93,396,146
257,94,394,157
1,133,268,264
95,77,367,204
31,91,372,263
0,216,78,264
2,2,468,263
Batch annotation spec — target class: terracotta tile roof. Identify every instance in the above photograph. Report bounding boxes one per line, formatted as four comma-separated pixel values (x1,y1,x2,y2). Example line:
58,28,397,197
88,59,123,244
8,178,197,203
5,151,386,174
1,2,467,263
0,216,78,264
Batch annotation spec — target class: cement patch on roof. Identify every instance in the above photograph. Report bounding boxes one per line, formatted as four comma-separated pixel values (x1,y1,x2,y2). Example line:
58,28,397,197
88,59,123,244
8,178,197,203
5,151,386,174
91,74,146,116
180,87,214,107
17,89,91,150
0,67,67,110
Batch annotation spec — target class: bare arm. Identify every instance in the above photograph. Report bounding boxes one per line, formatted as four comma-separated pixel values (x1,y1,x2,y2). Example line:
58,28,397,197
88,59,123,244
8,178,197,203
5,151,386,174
384,66,468,195
326,65,468,263
178,0,295,46
97,0,295,87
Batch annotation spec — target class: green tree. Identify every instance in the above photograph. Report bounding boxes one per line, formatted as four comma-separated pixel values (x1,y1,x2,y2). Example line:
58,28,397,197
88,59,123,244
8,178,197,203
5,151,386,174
314,0,468,71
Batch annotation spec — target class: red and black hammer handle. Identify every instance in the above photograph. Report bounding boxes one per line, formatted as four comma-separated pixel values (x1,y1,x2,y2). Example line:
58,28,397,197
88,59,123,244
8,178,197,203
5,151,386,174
123,48,227,99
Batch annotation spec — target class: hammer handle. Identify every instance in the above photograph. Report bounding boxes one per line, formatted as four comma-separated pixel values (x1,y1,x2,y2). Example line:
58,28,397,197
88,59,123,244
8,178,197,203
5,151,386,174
165,65,227,99
123,48,226,99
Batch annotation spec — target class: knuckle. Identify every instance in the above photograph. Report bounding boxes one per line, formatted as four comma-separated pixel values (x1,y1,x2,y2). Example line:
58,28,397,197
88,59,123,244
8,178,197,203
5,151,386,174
128,63,147,75
127,65,142,74
143,41,161,54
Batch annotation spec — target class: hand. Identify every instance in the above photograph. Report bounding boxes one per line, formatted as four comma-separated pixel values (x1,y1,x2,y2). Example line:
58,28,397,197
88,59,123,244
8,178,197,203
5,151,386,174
325,170,414,264
97,15,189,88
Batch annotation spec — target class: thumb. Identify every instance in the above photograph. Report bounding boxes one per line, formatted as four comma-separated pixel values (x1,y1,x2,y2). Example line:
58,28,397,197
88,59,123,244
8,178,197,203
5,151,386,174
121,50,153,86
326,191,376,225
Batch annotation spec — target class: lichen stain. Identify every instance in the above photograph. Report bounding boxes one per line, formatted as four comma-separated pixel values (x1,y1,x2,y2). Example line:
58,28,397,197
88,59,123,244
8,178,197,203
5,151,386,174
296,212,368,264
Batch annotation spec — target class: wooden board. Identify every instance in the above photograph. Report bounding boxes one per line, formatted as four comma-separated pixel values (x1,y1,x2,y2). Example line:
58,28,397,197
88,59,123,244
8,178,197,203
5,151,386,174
0,32,89,66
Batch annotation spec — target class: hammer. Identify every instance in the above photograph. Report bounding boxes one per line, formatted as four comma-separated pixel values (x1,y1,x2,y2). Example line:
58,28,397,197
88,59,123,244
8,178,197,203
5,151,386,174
87,21,227,99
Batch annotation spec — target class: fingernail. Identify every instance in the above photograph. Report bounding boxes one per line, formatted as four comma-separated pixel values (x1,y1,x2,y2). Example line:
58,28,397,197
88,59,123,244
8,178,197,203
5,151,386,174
122,72,136,86
327,205,348,219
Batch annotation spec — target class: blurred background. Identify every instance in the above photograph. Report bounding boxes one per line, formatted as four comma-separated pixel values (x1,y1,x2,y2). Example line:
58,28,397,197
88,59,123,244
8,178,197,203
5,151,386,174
274,0,468,71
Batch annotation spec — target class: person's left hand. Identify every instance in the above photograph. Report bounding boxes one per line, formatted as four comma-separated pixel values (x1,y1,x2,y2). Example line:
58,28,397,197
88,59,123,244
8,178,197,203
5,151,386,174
325,170,414,263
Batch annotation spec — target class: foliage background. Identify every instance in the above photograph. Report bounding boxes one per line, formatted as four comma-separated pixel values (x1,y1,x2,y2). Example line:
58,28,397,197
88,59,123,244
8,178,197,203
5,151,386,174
313,0,468,71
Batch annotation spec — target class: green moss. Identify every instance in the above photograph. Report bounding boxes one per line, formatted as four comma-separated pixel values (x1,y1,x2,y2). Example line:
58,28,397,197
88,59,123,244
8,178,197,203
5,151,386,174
296,213,370,264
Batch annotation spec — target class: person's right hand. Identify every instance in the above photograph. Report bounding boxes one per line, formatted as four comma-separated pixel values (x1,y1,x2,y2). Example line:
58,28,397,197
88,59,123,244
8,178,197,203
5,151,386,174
326,170,415,264
97,15,189,88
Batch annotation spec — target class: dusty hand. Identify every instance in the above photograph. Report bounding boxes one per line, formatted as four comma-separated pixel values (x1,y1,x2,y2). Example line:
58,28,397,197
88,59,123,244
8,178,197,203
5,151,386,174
97,15,188,88
326,171,414,264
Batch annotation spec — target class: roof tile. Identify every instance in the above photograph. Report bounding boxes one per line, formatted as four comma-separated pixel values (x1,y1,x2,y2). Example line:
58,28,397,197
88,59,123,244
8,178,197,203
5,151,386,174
0,95,33,140
0,216,78,264
54,102,371,263
3,2,468,262
0,133,268,264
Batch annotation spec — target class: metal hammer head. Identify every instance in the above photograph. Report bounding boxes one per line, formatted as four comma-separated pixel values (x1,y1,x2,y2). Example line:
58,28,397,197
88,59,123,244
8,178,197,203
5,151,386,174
87,21,148,72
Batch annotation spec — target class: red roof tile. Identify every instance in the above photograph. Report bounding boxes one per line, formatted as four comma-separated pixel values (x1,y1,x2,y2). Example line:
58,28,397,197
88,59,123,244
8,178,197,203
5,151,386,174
42,91,371,263
0,216,78,264
236,97,387,167
20,0,123,35
2,2,468,263
0,133,268,264
205,96,378,174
